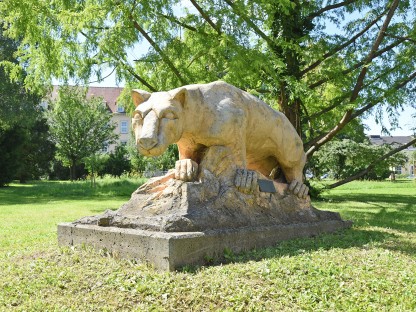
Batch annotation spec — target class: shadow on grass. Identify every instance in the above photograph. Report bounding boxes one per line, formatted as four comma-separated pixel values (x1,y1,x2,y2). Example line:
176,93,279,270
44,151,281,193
0,179,144,206
181,227,399,273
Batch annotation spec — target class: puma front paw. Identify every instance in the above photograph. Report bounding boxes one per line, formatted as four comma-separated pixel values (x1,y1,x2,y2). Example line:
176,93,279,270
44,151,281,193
288,180,309,199
175,159,199,182
234,169,258,194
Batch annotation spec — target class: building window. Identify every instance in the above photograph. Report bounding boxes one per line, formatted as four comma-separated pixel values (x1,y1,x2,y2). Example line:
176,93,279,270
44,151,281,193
40,101,48,110
120,140,128,146
120,121,128,134
394,166,402,174
117,105,125,113
101,143,109,153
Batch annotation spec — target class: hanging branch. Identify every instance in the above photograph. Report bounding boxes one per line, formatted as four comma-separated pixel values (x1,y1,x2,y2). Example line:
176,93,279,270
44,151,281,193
309,38,405,89
385,32,416,44
158,13,199,33
129,17,188,86
306,69,416,158
189,0,222,35
349,70,416,120
304,0,400,158
223,0,276,50
327,137,416,189
80,31,157,91
301,10,387,76
350,0,399,103
307,0,359,20
304,61,403,124
88,65,117,84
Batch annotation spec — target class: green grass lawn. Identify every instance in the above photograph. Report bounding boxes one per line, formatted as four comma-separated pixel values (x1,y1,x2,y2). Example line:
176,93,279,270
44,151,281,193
0,178,415,311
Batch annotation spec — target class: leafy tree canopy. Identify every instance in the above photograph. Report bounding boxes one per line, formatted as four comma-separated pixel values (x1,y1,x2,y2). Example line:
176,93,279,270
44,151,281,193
0,26,54,186
1,0,416,176
0,26,40,131
312,139,408,181
47,85,117,180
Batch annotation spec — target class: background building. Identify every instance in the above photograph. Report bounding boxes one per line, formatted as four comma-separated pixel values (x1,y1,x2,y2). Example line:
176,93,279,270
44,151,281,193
49,86,129,153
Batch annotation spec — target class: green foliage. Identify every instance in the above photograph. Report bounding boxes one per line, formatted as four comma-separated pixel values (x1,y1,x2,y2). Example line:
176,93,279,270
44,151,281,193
1,0,415,134
0,27,55,186
0,180,415,310
47,85,117,180
0,126,26,186
100,145,132,178
48,159,87,181
0,27,41,130
15,119,56,182
0,107,54,186
83,153,107,187
129,142,178,175
2,0,416,185
311,139,408,180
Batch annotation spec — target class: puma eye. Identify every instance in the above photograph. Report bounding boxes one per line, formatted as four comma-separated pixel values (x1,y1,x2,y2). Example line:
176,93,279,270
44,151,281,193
162,111,177,120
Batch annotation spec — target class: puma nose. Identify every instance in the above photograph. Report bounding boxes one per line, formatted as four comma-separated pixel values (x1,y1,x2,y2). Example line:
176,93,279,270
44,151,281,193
138,137,158,150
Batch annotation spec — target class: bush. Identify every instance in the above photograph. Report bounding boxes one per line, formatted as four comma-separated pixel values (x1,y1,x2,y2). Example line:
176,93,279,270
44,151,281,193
309,139,407,181
129,142,178,175
0,126,26,186
100,145,131,178
49,160,87,180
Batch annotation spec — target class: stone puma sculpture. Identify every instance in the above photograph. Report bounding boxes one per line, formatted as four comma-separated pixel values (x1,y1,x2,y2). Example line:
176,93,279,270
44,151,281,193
132,81,308,198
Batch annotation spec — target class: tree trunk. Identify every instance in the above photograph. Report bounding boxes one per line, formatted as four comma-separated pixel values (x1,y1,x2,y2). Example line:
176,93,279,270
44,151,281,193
271,0,312,137
70,159,77,181
279,87,302,136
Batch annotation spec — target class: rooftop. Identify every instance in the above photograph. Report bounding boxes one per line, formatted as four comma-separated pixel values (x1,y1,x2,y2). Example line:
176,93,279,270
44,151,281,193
50,86,124,113
368,135,415,148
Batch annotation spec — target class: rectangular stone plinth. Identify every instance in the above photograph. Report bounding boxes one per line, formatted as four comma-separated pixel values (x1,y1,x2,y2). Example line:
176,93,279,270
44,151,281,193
58,220,352,271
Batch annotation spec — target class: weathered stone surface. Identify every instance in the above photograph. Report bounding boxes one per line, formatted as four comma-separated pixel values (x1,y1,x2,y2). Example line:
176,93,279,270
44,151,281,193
58,220,351,271
131,81,309,198
75,168,347,233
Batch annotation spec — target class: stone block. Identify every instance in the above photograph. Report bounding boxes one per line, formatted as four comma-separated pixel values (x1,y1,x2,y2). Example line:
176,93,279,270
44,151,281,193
58,219,352,271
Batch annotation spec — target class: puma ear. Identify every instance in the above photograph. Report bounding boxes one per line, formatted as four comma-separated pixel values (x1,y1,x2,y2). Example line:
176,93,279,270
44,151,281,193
131,89,151,107
170,87,188,107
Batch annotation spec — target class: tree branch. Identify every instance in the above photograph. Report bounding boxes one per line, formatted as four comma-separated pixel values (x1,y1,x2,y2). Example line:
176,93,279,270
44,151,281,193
385,32,416,44
301,10,386,76
79,31,157,91
327,137,416,189
349,70,416,120
349,0,399,103
223,0,276,50
189,0,222,34
305,61,402,123
307,0,359,20
306,69,416,158
129,16,188,85
309,38,405,89
88,66,117,84
158,13,199,33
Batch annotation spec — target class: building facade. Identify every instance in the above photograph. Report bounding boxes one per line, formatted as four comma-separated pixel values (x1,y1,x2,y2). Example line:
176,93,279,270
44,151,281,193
49,86,130,153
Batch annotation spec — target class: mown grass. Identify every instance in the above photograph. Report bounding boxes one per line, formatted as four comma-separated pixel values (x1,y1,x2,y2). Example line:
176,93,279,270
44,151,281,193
0,178,415,311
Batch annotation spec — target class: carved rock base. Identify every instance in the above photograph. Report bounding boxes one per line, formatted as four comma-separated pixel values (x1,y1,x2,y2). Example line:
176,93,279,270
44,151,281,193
58,170,352,270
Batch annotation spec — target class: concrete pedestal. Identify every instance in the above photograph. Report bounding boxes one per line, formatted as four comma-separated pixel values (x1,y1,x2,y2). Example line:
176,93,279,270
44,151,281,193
58,219,352,271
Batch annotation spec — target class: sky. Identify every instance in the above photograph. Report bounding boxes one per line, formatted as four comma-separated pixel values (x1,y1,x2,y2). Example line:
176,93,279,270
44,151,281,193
363,106,415,136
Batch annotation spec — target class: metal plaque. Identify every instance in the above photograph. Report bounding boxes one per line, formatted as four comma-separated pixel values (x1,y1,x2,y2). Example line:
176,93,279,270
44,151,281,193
258,179,276,193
